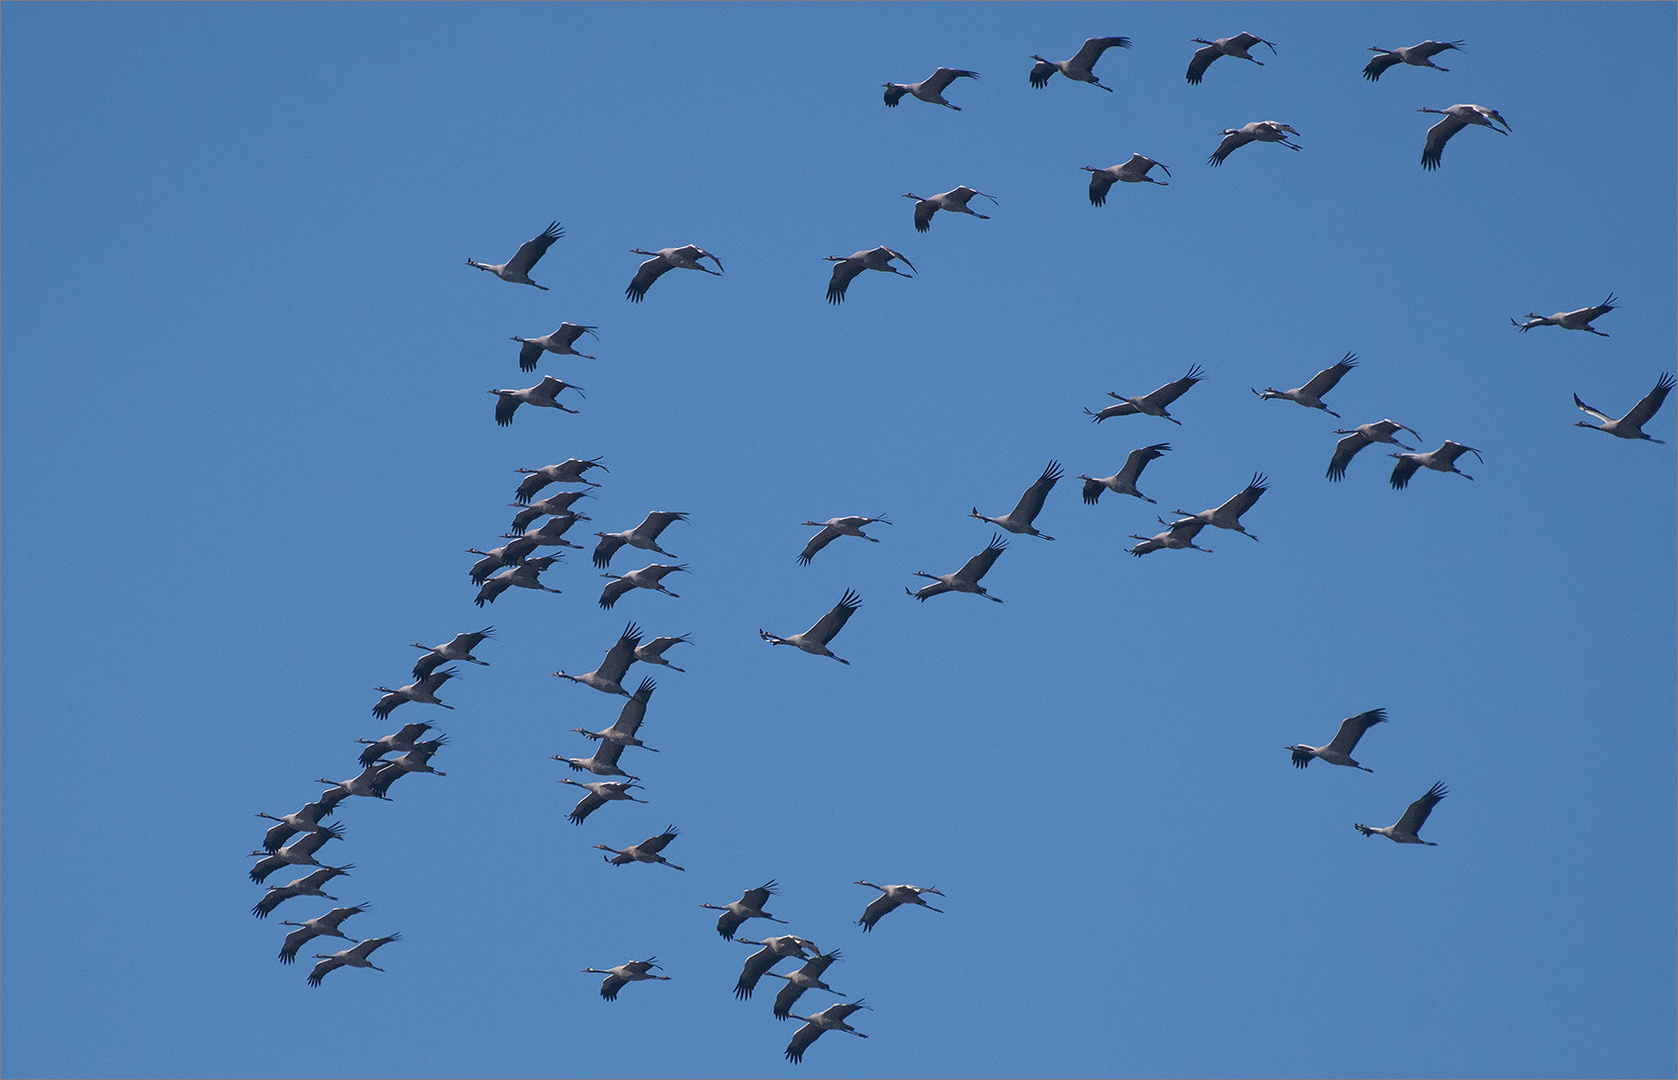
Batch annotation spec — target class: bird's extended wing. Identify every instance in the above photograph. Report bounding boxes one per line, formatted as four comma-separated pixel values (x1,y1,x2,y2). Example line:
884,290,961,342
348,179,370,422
807,590,861,644
1008,461,1063,523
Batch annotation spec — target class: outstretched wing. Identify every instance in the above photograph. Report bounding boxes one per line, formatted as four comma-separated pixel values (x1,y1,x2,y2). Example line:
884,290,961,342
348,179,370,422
923,67,979,93
807,590,861,644
1421,114,1467,170
1623,373,1676,429
607,681,654,738
1362,51,1402,81
568,790,607,825
1146,365,1205,408
736,945,779,1000
507,222,564,276
1301,353,1357,397
1327,432,1370,481
1208,129,1253,166
1389,455,1422,490
799,525,842,565
1215,473,1268,518
598,626,642,681
640,826,678,854
1185,43,1221,84
1008,461,1063,524
1028,59,1056,88
858,893,900,931
625,256,672,303
1122,443,1170,483
1326,709,1387,755
826,259,864,305
1072,36,1131,69
774,978,810,1020
955,535,1007,583
785,1020,824,1063
1086,170,1116,207
1397,782,1447,835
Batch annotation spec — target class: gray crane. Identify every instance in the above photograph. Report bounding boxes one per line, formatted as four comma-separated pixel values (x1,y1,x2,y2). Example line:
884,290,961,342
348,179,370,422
1356,783,1448,845
1286,709,1387,771
467,221,562,289
1418,104,1509,170
761,590,861,664
1029,36,1131,91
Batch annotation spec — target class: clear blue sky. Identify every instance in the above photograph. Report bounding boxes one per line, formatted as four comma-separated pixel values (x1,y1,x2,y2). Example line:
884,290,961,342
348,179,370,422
4,3,1674,1078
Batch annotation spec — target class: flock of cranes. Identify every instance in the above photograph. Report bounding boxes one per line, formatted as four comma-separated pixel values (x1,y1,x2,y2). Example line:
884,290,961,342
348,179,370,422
236,19,1673,1069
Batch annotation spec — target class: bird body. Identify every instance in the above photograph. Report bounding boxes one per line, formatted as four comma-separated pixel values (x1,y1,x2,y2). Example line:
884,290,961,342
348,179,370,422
1287,709,1387,771
553,624,642,696
825,246,915,304
769,950,847,1019
253,866,351,918
761,589,861,664
735,935,820,1000
507,512,588,552
785,1001,871,1064
1167,473,1268,541
626,246,722,302
1080,443,1170,504
635,634,692,672
905,186,996,231
701,881,788,940
971,461,1062,539
798,515,891,565
513,458,607,505
855,881,944,932
1082,155,1169,205
1187,32,1276,84
1364,40,1464,81
489,376,583,426
307,934,400,986
882,67,978,109
1390,441,1481,489
594,511,687,568
1253,353,1356,417
512,323,597,371
371,738,447,786
1514,294,1616,336
599,564,686,610
357,722,437,768
573,677,660,753
1418,104,1509,170
1326,419,1421,481
316,763,397,802
908,534,1007,602
552,736,639,782
1208,121,1301,166
1356,782,1447,844
1127,519,1212,556
256,791,350,852
1030,37,1131,91
410,628,493,680
279,905,368,965
596,825,684,870
249,829,348,884
467,221,563,288
1088,365,1204,425
474,555,562,606
509,491,595,535
372,670,456,720
1574,374,1673,442
561,778,647,825
584,958,669,1000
